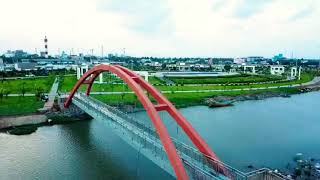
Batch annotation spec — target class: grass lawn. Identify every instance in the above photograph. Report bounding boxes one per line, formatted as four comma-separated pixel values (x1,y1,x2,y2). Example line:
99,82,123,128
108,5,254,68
59,75,127,93
155,73,314,91
0,96,44,116
149,76,164,84
59,73,315,94
168,74,284,84
91,87,300,108
0,76,55,94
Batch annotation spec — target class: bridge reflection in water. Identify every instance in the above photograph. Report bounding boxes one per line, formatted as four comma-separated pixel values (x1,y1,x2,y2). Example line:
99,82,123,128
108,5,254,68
71,93,287,180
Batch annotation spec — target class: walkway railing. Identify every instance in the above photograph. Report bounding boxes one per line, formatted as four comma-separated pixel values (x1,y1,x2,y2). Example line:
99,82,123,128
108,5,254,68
72,93,289,180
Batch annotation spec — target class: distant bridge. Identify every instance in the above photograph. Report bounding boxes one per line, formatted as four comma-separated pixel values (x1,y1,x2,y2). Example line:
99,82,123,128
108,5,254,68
64,65,288,180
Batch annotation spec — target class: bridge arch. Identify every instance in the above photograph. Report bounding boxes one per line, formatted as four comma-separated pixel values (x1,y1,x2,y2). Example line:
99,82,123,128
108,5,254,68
64,65,226,179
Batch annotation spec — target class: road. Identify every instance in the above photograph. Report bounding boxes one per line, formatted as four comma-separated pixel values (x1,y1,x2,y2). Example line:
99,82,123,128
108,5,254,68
1,74,75,80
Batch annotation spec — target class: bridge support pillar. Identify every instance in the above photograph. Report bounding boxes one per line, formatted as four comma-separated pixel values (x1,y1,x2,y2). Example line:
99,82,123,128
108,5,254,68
99,73,103,84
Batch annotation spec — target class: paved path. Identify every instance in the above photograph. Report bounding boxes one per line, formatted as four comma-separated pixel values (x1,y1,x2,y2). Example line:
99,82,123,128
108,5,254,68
1,74,75,80
7,93,36,97
38,78,59,112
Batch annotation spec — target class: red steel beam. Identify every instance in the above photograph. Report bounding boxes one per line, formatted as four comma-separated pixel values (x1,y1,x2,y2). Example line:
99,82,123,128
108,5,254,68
64,65,189,180
115,65,229,176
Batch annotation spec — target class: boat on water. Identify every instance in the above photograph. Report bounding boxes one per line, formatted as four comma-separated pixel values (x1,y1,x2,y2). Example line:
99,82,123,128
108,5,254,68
208,100,234,108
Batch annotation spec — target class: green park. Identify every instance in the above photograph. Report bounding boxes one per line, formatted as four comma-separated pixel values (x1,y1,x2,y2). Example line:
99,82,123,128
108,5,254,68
0,70,318,116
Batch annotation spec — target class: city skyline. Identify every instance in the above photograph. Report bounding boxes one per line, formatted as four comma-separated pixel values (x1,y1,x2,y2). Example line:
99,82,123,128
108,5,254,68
0,0,319,58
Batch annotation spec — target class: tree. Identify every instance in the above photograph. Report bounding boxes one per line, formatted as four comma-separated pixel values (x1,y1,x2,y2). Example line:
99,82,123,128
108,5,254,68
4,89,10,97
161,63,167,70
121,93,125,102
20,82,27,97
224,64,232,72
34,86,44,101
0,88,4,102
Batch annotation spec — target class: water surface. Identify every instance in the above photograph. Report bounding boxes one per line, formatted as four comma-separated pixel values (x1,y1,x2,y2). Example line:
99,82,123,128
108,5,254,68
1,92,320,179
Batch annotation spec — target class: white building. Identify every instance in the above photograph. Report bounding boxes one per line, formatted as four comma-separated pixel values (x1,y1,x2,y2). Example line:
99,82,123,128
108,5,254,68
167,62,191,71
270,65,285,75
14,62,37,71
234,58,246,65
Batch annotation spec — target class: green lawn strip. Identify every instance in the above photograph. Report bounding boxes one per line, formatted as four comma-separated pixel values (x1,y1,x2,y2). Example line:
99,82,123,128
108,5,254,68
59,73,314,93
168,74,284,84
0,96,44,116
149,76,165,84
164,88,299,107
0,76,55,94
155,73,314,91
91,88,300,108
59,75,129,93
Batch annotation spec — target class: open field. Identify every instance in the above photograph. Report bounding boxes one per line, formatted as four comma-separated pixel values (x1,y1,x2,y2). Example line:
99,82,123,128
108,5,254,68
168,74,284,84
1,72,315,116
155,73,314,91
59,73,314,93
0,76,55,94
149,76,164,84
0,96,44,116
59,76,126,93
92,88,301,108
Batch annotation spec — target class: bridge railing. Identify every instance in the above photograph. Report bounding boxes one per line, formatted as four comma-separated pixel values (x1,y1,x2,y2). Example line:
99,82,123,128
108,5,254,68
74,94,288,180
74,94,173,171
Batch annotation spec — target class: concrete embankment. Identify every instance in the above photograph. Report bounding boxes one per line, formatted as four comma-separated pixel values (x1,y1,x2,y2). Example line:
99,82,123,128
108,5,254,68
0,114,48,129
0,98,87,130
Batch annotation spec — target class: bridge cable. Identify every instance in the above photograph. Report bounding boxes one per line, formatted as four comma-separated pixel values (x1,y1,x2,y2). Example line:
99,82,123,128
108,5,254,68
134,137,142,180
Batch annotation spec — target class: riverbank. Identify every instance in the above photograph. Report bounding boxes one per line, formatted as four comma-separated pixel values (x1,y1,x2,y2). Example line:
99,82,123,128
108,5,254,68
91,76,320,110
0,114,47,129
0,113,90,135
91,87,302,111
203,76,320,108
204,91,293,107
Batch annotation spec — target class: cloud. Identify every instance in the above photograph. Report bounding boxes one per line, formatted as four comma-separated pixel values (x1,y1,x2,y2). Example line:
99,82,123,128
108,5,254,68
212,0,229,12
97,0,173,36
289,5,315,21
233,0,273,19
0,0,319,58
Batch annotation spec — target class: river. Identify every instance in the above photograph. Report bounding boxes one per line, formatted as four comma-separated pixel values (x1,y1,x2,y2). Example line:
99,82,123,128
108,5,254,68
1,92,320,179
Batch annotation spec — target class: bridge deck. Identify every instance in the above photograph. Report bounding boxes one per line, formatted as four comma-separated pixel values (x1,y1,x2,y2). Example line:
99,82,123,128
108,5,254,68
71,93,288,180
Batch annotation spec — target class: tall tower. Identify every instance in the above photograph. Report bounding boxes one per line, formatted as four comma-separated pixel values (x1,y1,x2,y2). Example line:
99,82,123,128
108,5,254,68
44,36,48,58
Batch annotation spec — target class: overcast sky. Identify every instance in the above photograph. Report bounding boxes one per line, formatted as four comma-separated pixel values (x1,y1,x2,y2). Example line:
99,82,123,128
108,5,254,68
0,0,319,58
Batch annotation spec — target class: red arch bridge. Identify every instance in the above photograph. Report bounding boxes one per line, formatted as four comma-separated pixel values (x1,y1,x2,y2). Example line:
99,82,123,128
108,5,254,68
64,65,287,180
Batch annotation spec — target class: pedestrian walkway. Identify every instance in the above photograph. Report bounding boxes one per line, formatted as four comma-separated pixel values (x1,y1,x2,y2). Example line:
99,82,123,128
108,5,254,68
38,77,59,112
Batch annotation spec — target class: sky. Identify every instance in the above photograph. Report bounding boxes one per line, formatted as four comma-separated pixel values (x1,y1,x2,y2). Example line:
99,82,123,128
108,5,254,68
0,0,319,58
